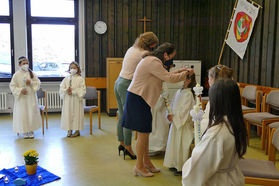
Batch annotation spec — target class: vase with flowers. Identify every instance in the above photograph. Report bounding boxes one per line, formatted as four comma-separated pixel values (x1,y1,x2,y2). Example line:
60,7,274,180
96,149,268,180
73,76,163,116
23,150,39,175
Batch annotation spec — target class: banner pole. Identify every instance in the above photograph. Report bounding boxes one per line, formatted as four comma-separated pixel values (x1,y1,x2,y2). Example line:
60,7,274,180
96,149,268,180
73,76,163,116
218,0,238,65
247,0,263,8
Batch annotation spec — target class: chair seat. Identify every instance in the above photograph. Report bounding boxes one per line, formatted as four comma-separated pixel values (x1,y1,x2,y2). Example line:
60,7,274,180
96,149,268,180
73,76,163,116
239,159,279,179
244,112,279,124
84,105,97,112
39,105,45,111
242,105,255,111
270,122,279,128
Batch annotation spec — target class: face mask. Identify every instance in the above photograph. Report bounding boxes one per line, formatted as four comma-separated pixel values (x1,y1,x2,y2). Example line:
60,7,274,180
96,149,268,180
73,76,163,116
164,59,174,67
21,64,29,72
70,68,77,75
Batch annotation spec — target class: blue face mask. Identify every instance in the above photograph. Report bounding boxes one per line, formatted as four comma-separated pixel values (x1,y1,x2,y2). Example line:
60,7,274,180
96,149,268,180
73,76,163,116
164,59,175,71
165,59,174,67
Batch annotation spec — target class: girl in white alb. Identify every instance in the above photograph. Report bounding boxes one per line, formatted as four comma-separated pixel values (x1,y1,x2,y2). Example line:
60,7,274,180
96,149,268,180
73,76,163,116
10,56,41,139
60,62,86,137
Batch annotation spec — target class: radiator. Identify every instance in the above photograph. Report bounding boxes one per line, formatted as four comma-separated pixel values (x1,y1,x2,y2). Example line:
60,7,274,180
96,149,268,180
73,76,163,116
38,91,63,112
0,92,7,110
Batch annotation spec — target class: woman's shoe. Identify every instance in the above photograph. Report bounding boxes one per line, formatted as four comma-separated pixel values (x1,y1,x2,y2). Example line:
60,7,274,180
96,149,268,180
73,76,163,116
144,164,160,173
118,145,125,156
71,130,80,137
124,149,137,160
133,166,153,177
67,130,72,137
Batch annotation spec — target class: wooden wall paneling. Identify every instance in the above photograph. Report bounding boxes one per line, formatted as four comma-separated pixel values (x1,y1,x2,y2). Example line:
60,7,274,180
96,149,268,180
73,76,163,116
107,0,115,57
116,0,123,57
165,0,172,43
145,0,152,32
131,0,138,45
85,0,94,76
274,0,279,88
178,0,185,60
92,0,100,76
261,0,270,85
123,0,129,52
151,0,158,35
137,0,144,36
157,0,165,42
101,0,108,76
173,0,180,57
266,0,276,87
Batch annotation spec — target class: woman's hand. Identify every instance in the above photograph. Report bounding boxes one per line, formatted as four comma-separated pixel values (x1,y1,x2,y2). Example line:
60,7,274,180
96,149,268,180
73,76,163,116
21,89,27,95
67,87,72,95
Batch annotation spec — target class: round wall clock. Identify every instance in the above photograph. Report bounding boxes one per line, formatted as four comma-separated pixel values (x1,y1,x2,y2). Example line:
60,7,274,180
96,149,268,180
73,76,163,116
94,21,107,34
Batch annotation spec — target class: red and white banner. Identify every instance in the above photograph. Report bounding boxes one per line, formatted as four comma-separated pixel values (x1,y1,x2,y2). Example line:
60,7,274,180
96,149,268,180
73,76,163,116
226,0,259,59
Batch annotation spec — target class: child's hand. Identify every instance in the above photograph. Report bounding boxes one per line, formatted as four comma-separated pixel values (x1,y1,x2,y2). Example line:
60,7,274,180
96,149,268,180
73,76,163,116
21,89,27,95
67,87,72,95
167,114,173,122
25,79,31,85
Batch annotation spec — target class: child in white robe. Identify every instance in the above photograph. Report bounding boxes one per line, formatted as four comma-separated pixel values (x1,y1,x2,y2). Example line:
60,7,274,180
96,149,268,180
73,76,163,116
200,64,233,134
10,56,41,139
149,83,170,155
163,74,196,175
182,79,247,186
60,62,86,137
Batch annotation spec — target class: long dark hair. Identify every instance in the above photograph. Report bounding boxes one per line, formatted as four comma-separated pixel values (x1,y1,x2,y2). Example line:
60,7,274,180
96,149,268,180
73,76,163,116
207,79,247,158
183,73,197,98
18,56,34,79
208,64,233,81
143,42,175,63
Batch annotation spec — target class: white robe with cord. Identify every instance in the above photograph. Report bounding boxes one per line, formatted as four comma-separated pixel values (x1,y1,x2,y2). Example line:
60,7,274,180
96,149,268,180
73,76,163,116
60,74,86,131
149,83,170,153
182,122,244,186
10,70,42,133
163,88,195,171
201,101,210,135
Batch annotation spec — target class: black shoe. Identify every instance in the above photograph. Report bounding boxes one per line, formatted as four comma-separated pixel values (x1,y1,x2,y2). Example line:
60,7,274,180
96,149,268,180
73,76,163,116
124,149,137,160
169,167,177,172
174,170,182,176
118,145,125,156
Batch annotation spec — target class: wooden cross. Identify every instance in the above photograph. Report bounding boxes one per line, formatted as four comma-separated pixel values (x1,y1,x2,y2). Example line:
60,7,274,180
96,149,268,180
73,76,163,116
138,16,152,32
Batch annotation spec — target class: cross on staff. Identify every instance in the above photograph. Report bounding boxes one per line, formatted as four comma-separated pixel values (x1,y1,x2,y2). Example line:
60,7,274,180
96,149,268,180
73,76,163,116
138,16,152,32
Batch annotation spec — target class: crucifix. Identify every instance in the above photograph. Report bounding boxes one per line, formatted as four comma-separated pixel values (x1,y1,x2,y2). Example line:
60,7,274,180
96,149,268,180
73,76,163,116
138,16,152,32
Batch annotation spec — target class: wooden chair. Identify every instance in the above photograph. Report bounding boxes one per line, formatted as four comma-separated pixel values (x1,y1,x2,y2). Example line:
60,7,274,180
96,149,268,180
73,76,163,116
268,127,279,163
239,158,279,186
244,90,279,151
84,87,101,135
37,88,48,135
241,86,262,114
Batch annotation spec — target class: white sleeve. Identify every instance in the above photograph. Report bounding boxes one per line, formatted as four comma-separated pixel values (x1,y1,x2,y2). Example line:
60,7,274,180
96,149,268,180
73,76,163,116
172,91,194,129
72,77,86,99
9,74,23,99
59,78,68,99
182,134,223,186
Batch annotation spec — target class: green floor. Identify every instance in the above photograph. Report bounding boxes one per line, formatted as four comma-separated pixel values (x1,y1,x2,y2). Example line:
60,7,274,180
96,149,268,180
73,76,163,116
0,113,278,186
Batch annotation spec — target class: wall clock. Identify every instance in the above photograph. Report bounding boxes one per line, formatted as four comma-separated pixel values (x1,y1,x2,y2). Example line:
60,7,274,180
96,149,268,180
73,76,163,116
94,21,107,34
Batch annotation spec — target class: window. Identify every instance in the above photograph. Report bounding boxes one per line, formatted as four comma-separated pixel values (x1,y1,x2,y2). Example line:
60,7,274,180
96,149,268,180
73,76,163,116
0,0,13,80
27,0,78,80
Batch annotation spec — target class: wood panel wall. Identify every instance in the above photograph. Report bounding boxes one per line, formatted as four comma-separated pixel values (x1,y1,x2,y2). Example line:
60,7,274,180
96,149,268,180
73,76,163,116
85,0,279,89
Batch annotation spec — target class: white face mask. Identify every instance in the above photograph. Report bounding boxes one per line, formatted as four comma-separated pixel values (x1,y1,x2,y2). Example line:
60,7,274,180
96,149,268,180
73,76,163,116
70,68,77,75
21,64,29,72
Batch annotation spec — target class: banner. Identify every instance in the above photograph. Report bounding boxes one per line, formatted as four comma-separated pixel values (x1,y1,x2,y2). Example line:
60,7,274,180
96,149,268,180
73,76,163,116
226,0,259,59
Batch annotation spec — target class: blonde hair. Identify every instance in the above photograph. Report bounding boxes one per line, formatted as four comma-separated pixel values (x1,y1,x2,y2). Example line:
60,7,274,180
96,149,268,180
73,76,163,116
208,64,233,82
68,61,81,75
134,32,159,51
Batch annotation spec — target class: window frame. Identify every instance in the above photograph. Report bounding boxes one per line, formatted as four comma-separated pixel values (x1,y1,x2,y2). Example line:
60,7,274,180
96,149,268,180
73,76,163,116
26,0,79,81
0,0,14,82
